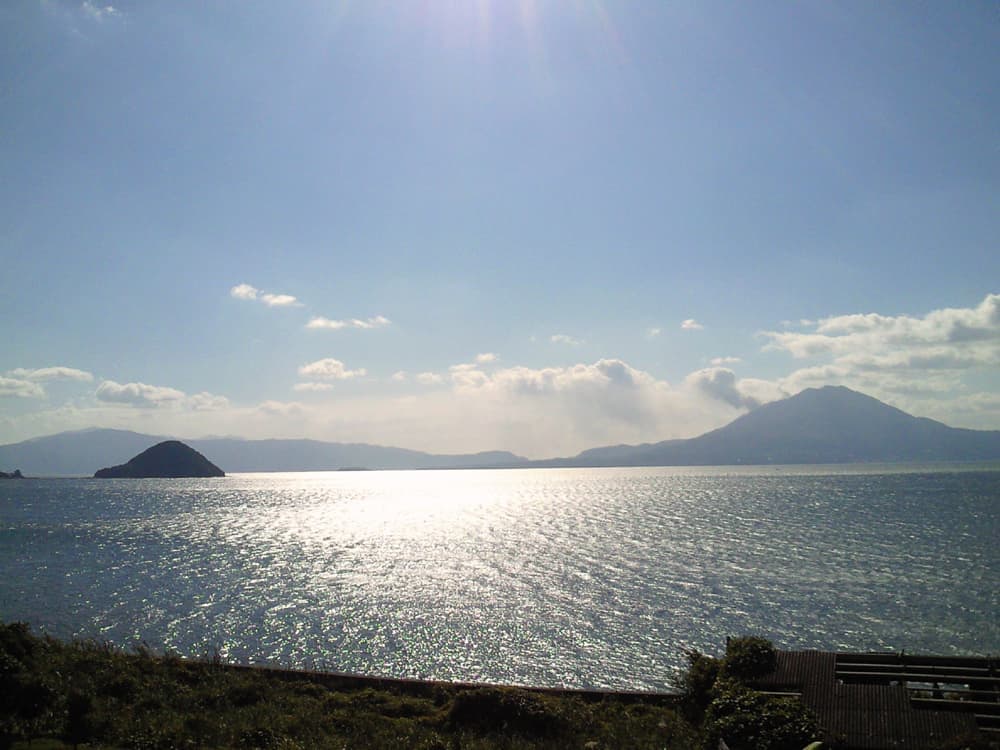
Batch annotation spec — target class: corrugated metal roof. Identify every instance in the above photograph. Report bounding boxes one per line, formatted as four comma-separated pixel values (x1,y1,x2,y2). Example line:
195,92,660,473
752,650,994,749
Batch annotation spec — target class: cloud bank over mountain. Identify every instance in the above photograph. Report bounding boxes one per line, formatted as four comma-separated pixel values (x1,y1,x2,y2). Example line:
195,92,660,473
1,295,997,458
764,294,1000,424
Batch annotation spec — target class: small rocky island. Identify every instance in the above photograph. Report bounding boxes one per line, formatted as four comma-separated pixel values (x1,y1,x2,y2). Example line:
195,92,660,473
0,469,24,479
94,440,225,478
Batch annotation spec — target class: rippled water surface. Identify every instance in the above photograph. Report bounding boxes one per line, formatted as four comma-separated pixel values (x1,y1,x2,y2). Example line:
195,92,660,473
1,466,997,690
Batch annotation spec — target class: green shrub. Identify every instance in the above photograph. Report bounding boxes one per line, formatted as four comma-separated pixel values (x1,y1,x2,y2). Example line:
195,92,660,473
671,649,721,720
702,679,818,750
722,636,777,681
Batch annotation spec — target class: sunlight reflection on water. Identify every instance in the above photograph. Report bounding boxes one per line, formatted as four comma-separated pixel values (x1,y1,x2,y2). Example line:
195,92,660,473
1,466,997,690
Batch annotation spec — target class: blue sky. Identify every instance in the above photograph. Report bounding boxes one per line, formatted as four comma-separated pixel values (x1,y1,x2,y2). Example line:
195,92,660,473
1,0,997,458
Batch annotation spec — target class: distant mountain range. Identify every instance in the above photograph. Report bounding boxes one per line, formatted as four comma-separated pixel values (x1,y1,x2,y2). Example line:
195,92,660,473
1,386,998,476
0,429,527,476
538,386,1000,466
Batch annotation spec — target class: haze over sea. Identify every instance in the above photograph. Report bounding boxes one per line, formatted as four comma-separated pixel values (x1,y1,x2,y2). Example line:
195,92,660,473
2,465,997,691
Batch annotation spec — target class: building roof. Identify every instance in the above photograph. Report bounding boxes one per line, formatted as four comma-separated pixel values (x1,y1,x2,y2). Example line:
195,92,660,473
751,650,996,749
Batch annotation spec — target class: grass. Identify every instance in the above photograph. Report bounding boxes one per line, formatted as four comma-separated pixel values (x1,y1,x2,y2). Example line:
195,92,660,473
0,622,699,749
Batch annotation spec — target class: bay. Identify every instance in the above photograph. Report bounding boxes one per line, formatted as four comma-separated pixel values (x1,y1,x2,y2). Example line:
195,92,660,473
1,465,997,691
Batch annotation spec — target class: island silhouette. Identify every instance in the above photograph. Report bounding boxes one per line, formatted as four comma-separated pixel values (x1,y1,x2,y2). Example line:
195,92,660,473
94,440,225,478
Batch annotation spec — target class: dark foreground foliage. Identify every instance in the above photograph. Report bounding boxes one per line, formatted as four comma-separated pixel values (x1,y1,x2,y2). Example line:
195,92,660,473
720,635,778,681
701,679,818,750
0,621,698,749
671,637,821,750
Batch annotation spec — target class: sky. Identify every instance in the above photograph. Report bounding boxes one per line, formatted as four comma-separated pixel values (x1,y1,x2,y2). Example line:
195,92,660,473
1,0,997,459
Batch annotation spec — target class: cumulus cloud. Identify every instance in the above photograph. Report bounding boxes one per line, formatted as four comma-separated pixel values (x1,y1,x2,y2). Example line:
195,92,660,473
0,377,45,399
475,352,498,364
762,294,999,388
758,294,1000,422
683,368,773,410
260,293,300,307
297,358,366,380
7,366,94,382
306,315,391,330
646,327,662,338
681,319,704,330
92,381,229,411
551,334,582,345
475,359,653,396
416,372,444,385
391,371,408,382
293,382,335,392
96,380,186,408
392,358,770,457
709,357,741,366
230,283,259,301
231,283,300,308
763,294,999,360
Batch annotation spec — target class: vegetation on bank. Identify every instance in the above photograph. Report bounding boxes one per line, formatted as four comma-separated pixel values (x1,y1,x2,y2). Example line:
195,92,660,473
2,623,825,749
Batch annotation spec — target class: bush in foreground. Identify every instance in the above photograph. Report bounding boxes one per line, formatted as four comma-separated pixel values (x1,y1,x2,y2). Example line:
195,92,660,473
701,679,818,750
721,636,778,681
672,637,818,750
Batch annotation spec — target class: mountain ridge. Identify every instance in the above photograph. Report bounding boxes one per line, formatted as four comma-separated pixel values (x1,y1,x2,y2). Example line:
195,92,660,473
0,429,528,476
1,387,998,475
537,386,1000,466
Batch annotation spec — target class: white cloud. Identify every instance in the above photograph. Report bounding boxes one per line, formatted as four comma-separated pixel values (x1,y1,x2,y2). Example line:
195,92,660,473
397,358,764,457
306,315,391,330
762,293,1000,381
1,366,94,400
297,358,366,380
475,352,498,364
681,319,704,330
709,357,742,366
91,381,228,412
293,382,335,392
0,377,45,399
231,283,301,308
416,372,444,385
550,334,582,345
732,377,789,407
448,365,490,389
260,293,301,307
763,294,1000,360
230,283,259,301
95,380,186,408
391,371,408,382
683,368,778,410
759,293,1000,423
646,327,662,338
7,366,94,382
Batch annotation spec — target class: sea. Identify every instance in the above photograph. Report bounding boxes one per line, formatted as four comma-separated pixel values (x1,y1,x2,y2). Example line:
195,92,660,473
1,465,997,692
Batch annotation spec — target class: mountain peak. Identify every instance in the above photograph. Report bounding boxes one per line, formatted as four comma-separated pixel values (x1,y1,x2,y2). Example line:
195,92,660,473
560,386,1000,466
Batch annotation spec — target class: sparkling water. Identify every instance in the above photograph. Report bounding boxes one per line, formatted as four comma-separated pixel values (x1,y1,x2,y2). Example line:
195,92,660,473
1,465,997,691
